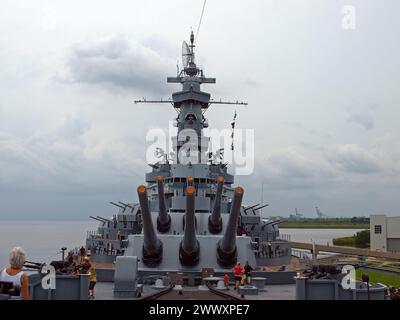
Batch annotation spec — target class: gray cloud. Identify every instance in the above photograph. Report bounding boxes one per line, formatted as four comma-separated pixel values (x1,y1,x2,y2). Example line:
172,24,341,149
347,112,375,130
243,78,259,89
250,147,336,193
267,149,325,179
329,144,380,174
239,144,398,217
1,0,400,219
0,116,147,194
141,34,179,59
290,122,332,140
62,36,175,95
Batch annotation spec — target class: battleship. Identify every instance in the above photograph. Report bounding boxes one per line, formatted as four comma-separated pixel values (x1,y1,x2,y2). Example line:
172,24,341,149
85,31,292,298
13,32,294,300
8,32,389,301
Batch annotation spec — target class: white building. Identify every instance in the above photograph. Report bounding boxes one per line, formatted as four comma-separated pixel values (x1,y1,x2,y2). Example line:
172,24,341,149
370,215,400,253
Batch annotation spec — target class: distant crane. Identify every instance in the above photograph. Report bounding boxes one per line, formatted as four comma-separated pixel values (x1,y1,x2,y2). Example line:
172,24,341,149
289,208,303,220
315,206,327,219
295,208,303,218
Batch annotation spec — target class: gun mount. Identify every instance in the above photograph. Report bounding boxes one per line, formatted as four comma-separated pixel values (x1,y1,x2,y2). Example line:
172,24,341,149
156,176,171,233
179,186,200,266
137,185,163,267
217,187,244,267
208,176,224,234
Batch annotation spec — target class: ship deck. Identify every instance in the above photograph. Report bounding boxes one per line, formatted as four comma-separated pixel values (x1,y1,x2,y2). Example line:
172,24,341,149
93,282,296,300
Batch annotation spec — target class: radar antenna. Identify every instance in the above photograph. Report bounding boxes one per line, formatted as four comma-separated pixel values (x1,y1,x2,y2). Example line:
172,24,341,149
182,41,191,68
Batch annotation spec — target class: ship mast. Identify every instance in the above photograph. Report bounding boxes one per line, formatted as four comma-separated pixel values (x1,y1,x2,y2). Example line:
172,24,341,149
135,31,247,165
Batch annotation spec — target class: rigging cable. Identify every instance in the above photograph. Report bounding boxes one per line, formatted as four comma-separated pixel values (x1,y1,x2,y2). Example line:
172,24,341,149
195,0,207,42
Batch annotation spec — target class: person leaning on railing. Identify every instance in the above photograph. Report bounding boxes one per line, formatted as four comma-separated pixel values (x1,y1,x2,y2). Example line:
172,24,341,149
0,247,30,300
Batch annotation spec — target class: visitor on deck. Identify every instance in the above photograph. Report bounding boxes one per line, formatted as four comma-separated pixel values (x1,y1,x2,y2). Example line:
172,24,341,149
232,262,243,290
261,242,267,257
223,273,230,289
268,243,273,258
86,257,97,300
79,246,86,260
81,256,91,274
73,248,79,263
0,247,29,300
66,251,74,266
243,261,254,285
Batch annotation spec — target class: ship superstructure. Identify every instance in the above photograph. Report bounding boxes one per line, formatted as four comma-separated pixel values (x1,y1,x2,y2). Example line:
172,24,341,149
85,33,291,294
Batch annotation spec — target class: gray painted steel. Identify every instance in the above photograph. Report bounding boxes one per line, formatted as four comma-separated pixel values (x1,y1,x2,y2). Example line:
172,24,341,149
387,238,400,252
114,256,139,298
295,277,387,300
125,234,256,273
28,274,89,300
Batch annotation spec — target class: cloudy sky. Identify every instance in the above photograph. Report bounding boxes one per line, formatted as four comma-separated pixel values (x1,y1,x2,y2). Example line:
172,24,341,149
0,0,399,220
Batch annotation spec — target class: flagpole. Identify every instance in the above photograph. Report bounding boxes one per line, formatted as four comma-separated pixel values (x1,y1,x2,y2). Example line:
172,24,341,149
261,182,264,216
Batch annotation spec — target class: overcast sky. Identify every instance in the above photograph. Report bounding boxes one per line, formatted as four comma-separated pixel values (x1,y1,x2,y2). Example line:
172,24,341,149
0,0,399,220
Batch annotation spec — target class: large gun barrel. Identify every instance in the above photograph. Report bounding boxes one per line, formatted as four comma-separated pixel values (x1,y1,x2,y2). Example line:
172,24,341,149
118,201,135,209
156,176,171,233
24,261,43,270
217,186,244,267
90,216,105,223
253,203,269,212
244,203,260,212
97,216,112,223
179,186,200,266
208,176,224,234
110,202,126,210
261,218,278,226
137,185,163,267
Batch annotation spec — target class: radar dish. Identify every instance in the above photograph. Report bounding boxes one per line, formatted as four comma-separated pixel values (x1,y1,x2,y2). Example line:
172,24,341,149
182,41,191,68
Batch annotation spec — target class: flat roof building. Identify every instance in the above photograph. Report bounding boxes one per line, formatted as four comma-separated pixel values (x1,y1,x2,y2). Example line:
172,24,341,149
370,215,400,253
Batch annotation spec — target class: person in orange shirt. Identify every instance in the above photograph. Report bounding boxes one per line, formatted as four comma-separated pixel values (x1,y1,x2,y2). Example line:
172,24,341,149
0,247,29,300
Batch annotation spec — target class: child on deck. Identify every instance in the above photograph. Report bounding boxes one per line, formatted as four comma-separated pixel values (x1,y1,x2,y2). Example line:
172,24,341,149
224,273,230,289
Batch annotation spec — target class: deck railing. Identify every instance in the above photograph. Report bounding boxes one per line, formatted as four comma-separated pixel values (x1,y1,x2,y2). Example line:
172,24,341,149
278,234,291,241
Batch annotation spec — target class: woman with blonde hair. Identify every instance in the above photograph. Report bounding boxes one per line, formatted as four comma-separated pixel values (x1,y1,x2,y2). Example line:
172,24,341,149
0,247,29,300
